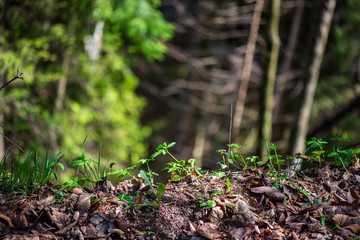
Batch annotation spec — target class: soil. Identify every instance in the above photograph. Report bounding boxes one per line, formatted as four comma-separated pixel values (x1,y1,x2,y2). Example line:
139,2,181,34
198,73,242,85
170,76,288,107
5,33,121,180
0,162,360,240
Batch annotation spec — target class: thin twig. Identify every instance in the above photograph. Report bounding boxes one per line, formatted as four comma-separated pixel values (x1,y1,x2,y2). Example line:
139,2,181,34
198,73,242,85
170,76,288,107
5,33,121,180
0,125,24,152
0,67,24,91
0,67,25,152
0,133,24,152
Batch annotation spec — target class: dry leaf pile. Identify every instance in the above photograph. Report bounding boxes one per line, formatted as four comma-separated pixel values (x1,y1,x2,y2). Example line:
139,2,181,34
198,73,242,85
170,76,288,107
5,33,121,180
0,163,360,239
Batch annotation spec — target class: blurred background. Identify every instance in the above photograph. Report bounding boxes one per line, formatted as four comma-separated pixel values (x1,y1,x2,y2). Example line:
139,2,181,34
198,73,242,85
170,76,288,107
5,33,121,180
0,0,359,172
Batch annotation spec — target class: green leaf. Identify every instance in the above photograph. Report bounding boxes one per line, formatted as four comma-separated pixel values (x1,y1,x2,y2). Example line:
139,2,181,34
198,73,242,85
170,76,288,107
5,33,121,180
167,142,176,148
157,183,166,203
196,194,206,198
188,158,196,167
327,152,338,158
139,170,155,193
172,175,181,181
57,162,65,171
207,200,216,208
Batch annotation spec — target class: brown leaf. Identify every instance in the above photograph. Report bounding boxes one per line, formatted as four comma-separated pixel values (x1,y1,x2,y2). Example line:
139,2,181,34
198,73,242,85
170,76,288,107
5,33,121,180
115,218,135,231
332,214,352,227
46,206,70,230
75,193,92,213
13,208,28,228
230,227,253,240
345,224,360,234
197,222,223,240
250,186,285,200
208,206,224,224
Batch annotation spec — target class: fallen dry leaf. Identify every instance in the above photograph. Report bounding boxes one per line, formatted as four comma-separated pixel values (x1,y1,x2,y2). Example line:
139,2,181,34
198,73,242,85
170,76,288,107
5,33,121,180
250,186,285,200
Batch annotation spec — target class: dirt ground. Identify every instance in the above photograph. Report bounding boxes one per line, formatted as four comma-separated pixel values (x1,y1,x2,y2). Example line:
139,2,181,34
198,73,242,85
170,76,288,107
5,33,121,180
0,162,360,239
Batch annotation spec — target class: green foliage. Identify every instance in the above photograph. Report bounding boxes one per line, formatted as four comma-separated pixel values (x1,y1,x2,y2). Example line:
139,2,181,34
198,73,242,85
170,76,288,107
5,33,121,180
304,137,328,164
196,193,217,209
327,143,360,170
139,142,200,183
67,136,134,189
217,143,248,169
0,149,64,195
196,190,225,209
264,135,284,172
0,0,173,164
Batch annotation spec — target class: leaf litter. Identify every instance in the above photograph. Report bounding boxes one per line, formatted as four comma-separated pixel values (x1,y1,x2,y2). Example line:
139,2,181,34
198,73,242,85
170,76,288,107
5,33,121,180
0,163,360,239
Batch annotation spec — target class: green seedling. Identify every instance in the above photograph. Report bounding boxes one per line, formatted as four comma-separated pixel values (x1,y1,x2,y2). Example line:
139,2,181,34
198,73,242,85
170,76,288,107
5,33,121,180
140,170,156,193
196,191,223,209
117,193,133,204
51,186,71,204
212,171,226,178
246,156,263,171
139,142,177,184
62,177,84,192
196,193,216,209
321,215,329,226
269,142,284,171
156,183,166,205
139,170,166,207
226,177,233,192
119,191,157,210
217,143,247,169
304,137,328,164
327,146,359,169
67,135,134,189
140,142,200,184
264,134,276,172
289,181,309,197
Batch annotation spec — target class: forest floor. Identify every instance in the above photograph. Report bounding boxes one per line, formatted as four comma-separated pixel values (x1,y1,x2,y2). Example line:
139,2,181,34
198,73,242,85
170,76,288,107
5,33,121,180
0,162,360,240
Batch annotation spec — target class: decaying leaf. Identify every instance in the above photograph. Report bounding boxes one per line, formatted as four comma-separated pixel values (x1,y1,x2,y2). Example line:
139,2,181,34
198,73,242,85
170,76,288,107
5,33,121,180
208,206,224,224
197,222,224,240
332,214,352,227
250,186,285,200
232,199,259,225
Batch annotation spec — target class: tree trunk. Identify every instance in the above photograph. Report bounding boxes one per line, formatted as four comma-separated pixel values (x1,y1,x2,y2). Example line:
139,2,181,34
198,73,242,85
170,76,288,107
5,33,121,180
258,0,281,158
0,113,4,158
293,0,337,155
273,0,304,143
232,0,264,140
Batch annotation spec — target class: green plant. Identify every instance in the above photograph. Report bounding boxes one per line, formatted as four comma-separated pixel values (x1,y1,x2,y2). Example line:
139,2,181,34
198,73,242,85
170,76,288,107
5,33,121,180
264,135,286,188
196,193,217,209
138,142,176,184
140,142,200,183
51,186,72,204
304,137,328,164
67,135,134,189
138,170,166,207
245,156,263,171
289,181,309,197
62,177,84,192
212,171,226,178
327,146,360,168
217,143,248,170
0,149,64,196
321,215,329,226
118,191,157,210
226,177,233,192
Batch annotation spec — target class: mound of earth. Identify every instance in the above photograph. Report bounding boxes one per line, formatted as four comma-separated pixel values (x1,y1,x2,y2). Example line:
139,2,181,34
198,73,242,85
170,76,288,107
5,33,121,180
0,162,360,239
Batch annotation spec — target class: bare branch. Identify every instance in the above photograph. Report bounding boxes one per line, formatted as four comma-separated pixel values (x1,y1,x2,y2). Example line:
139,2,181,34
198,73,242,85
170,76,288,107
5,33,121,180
0,67,24,91
0,125,24,152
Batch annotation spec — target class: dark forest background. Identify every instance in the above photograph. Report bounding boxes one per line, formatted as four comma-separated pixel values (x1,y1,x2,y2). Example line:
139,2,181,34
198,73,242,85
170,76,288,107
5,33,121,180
1,0,359,171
